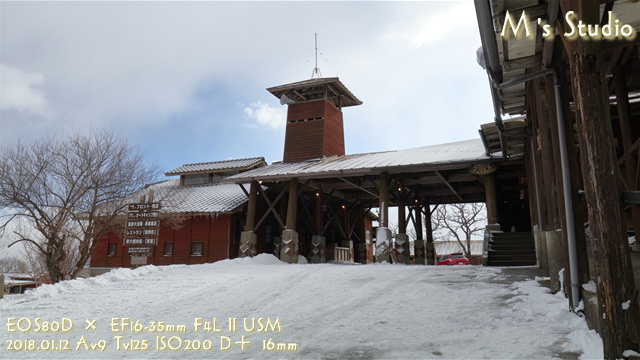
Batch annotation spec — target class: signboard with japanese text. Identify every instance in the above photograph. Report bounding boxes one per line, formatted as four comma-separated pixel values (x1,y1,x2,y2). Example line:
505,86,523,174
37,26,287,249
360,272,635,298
125,201,161,260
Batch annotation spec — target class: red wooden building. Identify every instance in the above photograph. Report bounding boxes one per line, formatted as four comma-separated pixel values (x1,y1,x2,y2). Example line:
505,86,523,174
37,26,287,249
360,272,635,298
90,158,266,272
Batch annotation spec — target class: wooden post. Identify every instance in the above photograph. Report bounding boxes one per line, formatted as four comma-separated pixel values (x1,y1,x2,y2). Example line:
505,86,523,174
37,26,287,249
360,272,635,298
315,186,324,235
376,172,391,262
281,178,300,263
0,274,4,299
397,182,406,234
424,198,435,265
310,186,326,263
484,173,499,225
286,178,299,230
394,181,409,264
342,203,350,240
379,172,389,228
244,180,259,232
563,1,640,355
414,197,423,241
533,75,561,231
239,180,259,258
424,199,433,244
413,196,427,265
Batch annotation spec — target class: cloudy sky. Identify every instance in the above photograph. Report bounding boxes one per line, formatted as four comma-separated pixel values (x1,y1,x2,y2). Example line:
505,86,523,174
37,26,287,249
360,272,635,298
1,1,494,174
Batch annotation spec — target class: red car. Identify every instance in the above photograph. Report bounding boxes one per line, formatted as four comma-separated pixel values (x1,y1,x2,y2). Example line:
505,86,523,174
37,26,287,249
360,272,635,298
436,253,470,265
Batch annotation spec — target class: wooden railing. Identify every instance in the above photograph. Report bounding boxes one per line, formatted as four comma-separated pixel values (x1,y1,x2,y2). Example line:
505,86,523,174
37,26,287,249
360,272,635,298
334,247,352,262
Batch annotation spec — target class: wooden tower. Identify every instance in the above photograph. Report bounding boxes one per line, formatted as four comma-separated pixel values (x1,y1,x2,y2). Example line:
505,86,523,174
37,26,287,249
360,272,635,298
267,77,362,163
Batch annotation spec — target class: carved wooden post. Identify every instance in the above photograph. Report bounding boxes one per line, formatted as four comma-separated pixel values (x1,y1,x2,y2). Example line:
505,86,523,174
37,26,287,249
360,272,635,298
281,178,300,263
395,182,409,264
239,180,259,257
376,172,391,262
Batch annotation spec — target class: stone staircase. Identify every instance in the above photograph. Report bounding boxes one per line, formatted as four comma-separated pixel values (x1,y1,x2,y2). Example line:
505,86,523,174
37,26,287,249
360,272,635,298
486,232,537,266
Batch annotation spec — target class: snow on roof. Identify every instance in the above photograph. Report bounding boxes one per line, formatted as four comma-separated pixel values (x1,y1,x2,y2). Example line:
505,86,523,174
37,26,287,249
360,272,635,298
165,157,265,176
1,273,38,286
140,179,249,214
224,138,499,182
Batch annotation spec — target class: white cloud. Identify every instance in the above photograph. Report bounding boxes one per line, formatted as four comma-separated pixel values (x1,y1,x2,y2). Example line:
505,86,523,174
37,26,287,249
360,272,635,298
0,1,493,169
381,3,477,48
0,63,48,116
243,101,286,130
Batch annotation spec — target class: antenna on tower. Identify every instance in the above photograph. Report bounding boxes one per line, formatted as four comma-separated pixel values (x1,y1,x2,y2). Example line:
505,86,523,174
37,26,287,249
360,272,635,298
311,32,322,79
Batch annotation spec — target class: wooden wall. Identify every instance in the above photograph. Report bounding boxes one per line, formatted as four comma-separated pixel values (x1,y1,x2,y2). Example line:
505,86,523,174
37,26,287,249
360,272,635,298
283,99,345,162
91,214,235,268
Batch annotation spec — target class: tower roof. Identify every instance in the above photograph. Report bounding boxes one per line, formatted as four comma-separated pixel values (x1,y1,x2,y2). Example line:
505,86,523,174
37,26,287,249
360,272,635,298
267,77,362,108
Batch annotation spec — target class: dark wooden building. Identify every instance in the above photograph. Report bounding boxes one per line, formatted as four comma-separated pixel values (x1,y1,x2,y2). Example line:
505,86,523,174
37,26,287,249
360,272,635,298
474,0,640,356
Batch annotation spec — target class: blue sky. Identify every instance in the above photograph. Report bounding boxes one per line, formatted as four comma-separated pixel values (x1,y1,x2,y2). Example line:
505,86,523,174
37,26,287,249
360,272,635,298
1,1,495,175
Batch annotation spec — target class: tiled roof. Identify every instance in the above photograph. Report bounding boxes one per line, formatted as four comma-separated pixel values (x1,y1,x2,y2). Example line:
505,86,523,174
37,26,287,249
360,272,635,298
165,157,265,176
137,179,248,214
224,139,500,183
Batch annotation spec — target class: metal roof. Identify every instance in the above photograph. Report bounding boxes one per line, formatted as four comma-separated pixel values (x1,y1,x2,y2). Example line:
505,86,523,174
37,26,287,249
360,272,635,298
266,77,362,108
479,117,527,157
137,179,249,214
165,157,266,176
223,138,501,183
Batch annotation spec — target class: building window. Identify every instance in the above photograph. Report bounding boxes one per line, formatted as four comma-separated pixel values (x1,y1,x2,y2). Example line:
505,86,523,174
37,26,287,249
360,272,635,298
191,242,204,256
183,173,209,185
164,243,174,256
108,243,117,257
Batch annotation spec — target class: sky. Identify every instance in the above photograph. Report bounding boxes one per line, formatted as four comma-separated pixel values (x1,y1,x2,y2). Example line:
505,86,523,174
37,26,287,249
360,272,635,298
0,254,604,359
0,1,494,175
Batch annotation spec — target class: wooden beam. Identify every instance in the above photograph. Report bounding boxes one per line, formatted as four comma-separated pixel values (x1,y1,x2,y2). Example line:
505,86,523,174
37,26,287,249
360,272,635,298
339,177,379,199
434,170,463,201
255,185,287,231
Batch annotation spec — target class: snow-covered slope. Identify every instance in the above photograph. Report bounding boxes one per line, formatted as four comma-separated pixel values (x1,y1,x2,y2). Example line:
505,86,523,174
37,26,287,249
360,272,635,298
0,255,602,359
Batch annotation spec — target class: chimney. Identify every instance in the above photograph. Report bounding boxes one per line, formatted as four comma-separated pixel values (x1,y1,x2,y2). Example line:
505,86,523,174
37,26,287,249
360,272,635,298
267,77,362,163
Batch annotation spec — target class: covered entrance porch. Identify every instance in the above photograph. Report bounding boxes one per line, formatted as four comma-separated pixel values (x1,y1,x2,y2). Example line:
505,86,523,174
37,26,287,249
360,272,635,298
224,138,529,265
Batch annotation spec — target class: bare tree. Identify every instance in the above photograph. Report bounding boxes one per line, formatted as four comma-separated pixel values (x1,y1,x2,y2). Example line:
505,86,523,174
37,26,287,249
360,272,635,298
0,256,28,273
433,203,486,258
0,129,161,283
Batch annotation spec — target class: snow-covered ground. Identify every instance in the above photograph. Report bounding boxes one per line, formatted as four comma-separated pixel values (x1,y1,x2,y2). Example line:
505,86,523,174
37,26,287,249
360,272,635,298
1,255,602,359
